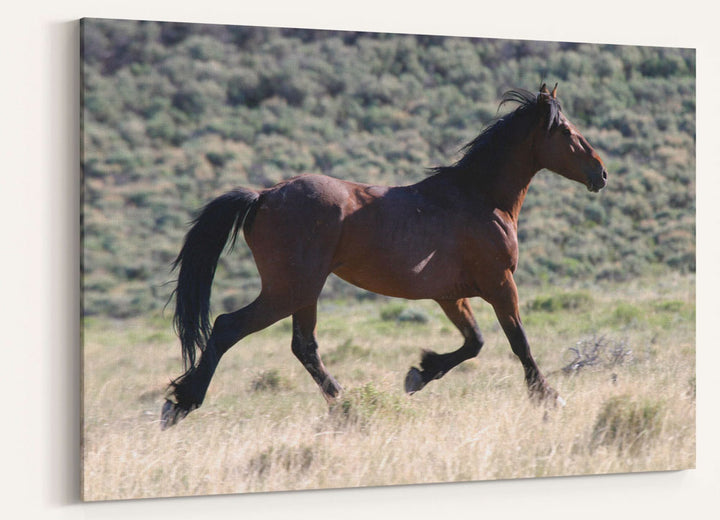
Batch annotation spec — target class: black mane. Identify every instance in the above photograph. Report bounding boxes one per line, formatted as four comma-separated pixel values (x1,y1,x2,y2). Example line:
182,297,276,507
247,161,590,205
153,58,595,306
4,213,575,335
432,88,563,181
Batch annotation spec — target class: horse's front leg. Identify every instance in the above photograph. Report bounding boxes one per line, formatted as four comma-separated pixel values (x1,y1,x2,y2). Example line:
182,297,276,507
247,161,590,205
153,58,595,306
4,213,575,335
404,298,484,394
490,275,563,404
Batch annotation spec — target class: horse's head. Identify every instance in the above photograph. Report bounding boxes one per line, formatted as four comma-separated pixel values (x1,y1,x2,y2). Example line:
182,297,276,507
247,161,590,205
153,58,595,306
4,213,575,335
532,84,607,193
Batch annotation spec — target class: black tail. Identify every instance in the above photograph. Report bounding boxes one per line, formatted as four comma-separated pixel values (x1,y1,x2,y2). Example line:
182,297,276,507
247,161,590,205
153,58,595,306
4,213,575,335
172,188,260,373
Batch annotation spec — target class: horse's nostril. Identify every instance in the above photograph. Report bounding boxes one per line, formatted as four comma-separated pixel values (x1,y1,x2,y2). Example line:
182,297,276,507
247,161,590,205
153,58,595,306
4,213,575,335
602,169,608,180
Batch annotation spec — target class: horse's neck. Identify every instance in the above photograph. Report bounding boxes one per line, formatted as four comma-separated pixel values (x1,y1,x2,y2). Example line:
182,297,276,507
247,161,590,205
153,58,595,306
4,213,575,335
486,162,537,223
462,144,538,224
417,166,535,227
417,135,539,223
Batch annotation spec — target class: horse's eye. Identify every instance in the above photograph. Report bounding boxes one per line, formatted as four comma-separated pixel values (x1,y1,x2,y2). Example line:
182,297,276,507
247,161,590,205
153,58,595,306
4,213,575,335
561,126,572,136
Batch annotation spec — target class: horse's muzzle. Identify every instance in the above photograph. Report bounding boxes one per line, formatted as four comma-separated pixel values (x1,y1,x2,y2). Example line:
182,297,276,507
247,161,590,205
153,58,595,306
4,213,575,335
587,168,608,193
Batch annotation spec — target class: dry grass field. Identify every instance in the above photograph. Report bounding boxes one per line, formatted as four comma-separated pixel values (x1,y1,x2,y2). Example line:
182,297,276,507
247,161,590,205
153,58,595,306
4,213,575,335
81,272,695,501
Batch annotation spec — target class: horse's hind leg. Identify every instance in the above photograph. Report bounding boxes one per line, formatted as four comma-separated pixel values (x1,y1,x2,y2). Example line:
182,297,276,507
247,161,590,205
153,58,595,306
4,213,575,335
162,294,294,429
405,298,484,394
291,304,342,401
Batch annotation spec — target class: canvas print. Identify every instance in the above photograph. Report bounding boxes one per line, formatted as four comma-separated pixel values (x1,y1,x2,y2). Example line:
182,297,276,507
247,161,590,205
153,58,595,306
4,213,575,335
80,18,696,501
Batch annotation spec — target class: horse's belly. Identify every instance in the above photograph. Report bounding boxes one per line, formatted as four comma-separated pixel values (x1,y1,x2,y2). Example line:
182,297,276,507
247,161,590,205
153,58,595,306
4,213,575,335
332,254,468,300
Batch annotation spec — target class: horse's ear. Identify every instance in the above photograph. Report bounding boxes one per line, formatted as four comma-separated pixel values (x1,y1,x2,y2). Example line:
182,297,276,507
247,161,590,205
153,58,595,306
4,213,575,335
551,83,558,98
537,83,552,106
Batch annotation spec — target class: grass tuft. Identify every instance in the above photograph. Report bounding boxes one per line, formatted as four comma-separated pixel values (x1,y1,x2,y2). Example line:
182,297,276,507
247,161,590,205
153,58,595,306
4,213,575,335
249,369,292,393
247,443,316,479
325,338,371,364
608,302,644,327
590,395,664,454
379,303,429,324
332,383,409,428
526,291,593,313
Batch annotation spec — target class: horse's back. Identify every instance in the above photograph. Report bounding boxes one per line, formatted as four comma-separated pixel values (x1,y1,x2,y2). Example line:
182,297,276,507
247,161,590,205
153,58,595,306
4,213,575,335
244,173,503,301
256,174,368,213
242,175,362,294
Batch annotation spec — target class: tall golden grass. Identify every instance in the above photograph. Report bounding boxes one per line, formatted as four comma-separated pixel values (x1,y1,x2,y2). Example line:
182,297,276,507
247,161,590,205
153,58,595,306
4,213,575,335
82,273,695,501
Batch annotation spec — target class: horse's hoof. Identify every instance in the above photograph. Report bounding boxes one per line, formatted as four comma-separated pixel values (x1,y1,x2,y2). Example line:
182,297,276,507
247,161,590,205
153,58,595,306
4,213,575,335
404,367,426,394
160,400,189,430
544,387,566,408
539,388,566,409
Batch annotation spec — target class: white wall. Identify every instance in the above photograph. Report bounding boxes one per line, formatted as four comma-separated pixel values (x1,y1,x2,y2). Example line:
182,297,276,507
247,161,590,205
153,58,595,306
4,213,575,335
2,1,717,519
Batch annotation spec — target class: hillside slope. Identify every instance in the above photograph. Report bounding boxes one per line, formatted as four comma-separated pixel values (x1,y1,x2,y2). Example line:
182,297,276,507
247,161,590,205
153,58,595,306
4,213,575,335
80,19,695,318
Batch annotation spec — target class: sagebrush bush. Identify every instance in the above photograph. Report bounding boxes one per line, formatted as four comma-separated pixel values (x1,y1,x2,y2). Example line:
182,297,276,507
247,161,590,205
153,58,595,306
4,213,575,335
526,291,593,313
249,369,291,393
332,383,409,429
591,395,664,453
324,339,371,364
379,303,429,324
246,443,316,479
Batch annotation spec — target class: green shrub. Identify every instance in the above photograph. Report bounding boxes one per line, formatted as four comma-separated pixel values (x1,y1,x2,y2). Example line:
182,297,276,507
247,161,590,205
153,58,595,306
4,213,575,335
397,308,429,324
379,303,428,324
246,443,315,479
249,369,291,393
527,291,593,313
332,383,408,429
591,395,663,453
325,339,371,364
379,303,405,322
172,88,206,117
227,70,264,107
609,303,643,327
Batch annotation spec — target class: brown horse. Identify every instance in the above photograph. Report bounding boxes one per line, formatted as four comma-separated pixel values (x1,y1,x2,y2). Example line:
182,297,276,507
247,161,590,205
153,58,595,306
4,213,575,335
161,84,607,429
